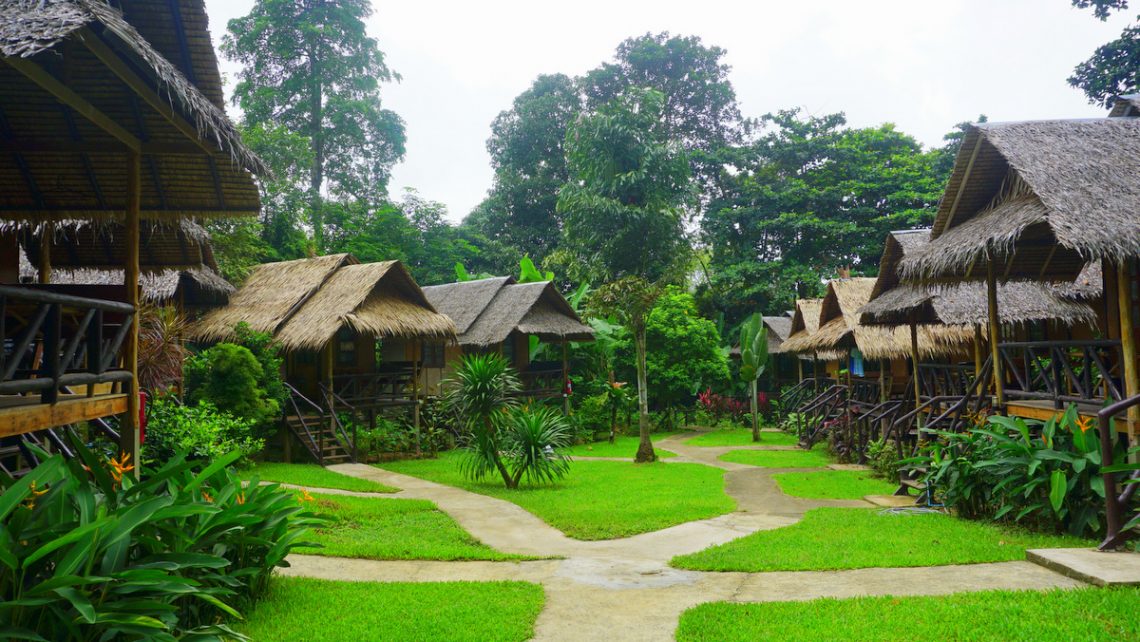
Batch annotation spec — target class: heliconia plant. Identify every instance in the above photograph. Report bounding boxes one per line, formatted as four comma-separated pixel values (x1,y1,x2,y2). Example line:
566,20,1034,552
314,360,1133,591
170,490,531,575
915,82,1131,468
0,440,322,641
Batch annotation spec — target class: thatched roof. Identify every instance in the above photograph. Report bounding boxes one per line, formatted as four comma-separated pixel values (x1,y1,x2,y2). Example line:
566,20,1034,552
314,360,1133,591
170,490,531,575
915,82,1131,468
0,0,264,223
779,298,843,361
190,255,455,351
16,219,217,272
422,278,594,347
800,278,973,360
862,229,1101,327
1109,94,1140,118
901,118,1140,282
30,265,233,306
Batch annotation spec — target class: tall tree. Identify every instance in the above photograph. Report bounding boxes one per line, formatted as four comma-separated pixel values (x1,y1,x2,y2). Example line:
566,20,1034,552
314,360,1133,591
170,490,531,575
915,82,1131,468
560,87,693,462
700,110,949,322
468,74,579,265
223,0,406,251
1068,0,1138,108
1072,0,1129,19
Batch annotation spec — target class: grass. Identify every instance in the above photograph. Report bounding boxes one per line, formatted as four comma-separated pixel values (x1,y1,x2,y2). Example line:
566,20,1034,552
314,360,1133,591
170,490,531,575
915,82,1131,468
772,469,897,499
718,448,833,468
565,434,676,459
676,587,1140,641
685,429,798,447
240,577,544,642
299,492,531,561
245,462,397,493
377,452,735,539
671,507,1091,572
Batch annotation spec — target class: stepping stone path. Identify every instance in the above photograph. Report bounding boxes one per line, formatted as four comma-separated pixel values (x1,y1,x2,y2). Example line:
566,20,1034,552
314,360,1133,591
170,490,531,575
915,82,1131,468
281,430,1086,641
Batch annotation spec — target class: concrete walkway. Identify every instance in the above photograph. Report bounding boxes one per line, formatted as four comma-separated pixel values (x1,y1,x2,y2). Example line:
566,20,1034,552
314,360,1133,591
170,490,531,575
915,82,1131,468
282,430,1085,641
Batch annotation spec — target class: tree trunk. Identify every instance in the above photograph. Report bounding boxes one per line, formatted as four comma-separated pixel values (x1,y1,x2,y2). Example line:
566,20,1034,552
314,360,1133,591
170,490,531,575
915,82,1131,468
750,379,761,442
486,417,515,489
308,50,325,252
634,327,655,463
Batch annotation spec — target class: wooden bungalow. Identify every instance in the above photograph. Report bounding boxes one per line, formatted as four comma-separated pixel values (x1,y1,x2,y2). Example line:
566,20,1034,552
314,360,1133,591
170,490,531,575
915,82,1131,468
894,114,1140,546
0,0,264,470
421,277,594,402
190,254,456,464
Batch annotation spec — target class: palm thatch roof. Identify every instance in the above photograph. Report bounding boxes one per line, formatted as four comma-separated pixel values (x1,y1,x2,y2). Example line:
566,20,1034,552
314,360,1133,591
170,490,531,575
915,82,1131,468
27,265,233,306
422,278,594,347
0,0,264,223
190,255,455,351
16,219,217,272
763,315,793,353
901,117,1140,282
1109,94,1140,118
801,277,974,360
861,230,1101,327
779,299,843,361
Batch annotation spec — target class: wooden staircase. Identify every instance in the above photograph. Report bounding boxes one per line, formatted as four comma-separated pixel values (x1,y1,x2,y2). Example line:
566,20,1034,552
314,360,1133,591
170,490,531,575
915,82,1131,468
283,383,356,466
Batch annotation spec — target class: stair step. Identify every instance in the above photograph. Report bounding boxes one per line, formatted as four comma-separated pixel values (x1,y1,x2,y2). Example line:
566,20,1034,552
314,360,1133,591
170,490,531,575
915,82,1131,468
899,477,927,490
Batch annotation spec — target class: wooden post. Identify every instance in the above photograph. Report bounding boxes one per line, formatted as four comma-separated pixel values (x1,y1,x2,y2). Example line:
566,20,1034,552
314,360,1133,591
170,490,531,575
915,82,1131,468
120,151,140,473
38,222,52,284
973,324,984,389
986,249,1006,412
561,340,570,416
910,316,921,410
413,340,421,455
797,357,804,384
1117,261,1139,434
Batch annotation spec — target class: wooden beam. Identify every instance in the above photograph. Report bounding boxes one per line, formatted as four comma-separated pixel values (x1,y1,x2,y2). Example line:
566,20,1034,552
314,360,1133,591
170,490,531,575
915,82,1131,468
120,152,141,472
4,57,141,152
1038,245,1059,280
38,222,51,284
941,134,982,233
1117,261,1139,436
0,140,212,155
986,248,1006,412
76,29,214,154
973,324,984,389
0,394,129,437
910,316,921,410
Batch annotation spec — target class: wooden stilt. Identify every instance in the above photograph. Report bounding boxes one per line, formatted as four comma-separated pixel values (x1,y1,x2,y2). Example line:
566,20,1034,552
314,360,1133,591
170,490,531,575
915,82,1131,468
973,324,984,387
797,357,804,384
986,248,1005,412
910,315,921,409
413,340,421,455
120,152,140,474
1117,261,1139,434
561,340,570,416
38,222,52,284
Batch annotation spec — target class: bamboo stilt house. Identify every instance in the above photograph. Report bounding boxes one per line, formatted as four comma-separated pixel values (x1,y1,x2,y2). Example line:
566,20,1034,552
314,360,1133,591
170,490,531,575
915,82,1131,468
0,0,264,468
421,277,594,398
190,254,456,406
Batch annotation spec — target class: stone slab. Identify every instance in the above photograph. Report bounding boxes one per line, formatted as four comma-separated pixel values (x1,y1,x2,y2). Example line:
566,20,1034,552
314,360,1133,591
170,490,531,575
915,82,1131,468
1026,548,1140,586
863,494,919,508
827,463,873,471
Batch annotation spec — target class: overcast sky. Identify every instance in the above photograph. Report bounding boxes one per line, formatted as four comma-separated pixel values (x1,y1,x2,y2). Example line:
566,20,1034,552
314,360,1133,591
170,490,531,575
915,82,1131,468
202,1,1135,223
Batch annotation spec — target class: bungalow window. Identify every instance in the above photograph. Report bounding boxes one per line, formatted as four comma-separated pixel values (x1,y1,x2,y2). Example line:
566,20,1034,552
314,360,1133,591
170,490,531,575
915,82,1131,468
336,328,356,366
422,342,445,368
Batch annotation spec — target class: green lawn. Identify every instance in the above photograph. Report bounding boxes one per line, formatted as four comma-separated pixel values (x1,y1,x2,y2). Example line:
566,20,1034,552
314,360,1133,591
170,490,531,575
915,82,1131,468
676,587,1140,641
377,452,735,540
671,507,1090,572
565,435,676,459
685,429,798,447
299,492,530,561
241,577,544,642
245,462,397,493
772,469,896,499
718,448,832,468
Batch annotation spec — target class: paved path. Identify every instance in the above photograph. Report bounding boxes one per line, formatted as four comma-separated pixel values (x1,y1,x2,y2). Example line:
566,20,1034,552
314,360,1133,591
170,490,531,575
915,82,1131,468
282,430,1084,641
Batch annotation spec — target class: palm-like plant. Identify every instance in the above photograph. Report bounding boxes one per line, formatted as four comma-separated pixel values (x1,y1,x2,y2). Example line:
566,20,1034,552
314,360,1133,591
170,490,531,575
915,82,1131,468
738,314,770,442
445,354,521,488
137,303,187,393
502,406,572,486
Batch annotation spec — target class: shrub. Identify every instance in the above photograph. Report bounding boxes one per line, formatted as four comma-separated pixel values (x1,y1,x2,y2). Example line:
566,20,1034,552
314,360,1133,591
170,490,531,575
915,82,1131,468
0,443,320,641
185,342,280,439
500,406,574,485
911,406,1126,536
143,396,263,467
865,438,901,479
571,393,612,441
231,322,288,409
646,288,730,410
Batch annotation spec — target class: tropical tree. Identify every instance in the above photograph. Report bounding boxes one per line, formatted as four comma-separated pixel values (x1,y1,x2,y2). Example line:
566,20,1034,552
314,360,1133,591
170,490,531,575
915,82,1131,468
737,314,770,442
645,288,730,426
223,0,406,251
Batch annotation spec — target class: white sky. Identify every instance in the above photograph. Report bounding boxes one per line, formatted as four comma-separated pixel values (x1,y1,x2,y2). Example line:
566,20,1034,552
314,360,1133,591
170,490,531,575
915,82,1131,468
202,0,1136,223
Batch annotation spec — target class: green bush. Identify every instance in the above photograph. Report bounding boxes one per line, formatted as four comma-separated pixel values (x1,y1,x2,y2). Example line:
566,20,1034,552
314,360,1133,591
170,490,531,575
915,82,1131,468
0,443,321,641
646,288,730,411
231,322,288,409
571,393,612,441
143,396,264,467
911,406,1127,536
352,415,451,458
185,342,280,439
865,438,901,480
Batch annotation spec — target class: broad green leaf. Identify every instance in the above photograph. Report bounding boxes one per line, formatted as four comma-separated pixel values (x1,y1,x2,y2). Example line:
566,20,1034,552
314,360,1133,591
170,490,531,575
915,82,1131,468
1049,470,1067,515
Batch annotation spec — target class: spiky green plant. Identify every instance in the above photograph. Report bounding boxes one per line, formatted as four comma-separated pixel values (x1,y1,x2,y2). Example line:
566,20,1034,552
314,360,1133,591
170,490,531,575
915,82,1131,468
445,354,522,488
502,406,573,486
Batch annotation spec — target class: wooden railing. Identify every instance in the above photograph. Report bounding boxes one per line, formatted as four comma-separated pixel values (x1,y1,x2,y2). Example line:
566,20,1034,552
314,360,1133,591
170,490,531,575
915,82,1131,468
518,361,563,399
0,285,134,404
918,363,976,400
283,382,355,465
332,364,418,408
999,340,1123,408
1098,393,1140,550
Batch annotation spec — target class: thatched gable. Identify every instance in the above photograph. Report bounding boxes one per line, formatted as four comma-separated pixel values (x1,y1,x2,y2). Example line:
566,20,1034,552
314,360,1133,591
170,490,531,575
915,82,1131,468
1109,94,1140,118
190,254,352,342
0,0,265,222
275,261,454,351
862,229,1100,327
779,299,842,360
901,118,1140,281
18,219,216,272
422,279,593,347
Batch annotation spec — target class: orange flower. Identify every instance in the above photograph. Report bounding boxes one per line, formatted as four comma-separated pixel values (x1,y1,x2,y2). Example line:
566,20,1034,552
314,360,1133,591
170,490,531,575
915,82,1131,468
108,452,134,483
1075,415,1094,433
22,481,48,510
300,490,315,503
201,490,214,503
236,492,246,506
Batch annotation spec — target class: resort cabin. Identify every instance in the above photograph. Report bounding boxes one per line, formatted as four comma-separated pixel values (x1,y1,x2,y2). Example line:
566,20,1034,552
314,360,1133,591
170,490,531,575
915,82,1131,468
421,277,595,399
0,0,263,472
